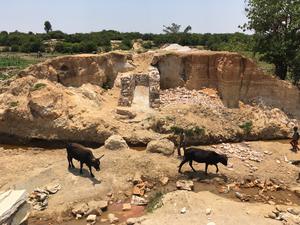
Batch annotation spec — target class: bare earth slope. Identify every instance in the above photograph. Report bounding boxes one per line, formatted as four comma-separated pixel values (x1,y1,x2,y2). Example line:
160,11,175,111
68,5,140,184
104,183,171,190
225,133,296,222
0,50,299,146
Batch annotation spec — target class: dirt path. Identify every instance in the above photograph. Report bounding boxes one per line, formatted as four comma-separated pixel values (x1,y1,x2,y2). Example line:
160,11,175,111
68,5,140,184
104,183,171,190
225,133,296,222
1,140,300,224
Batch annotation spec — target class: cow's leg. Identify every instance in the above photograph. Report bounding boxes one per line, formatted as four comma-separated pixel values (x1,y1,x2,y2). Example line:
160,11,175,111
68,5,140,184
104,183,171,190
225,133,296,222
215,164,219,173
67,155,72,168
205,163,208,175
189,160,197,172
71,158,75,168
88,166,94,178
178,158,189,173
80,162,83,174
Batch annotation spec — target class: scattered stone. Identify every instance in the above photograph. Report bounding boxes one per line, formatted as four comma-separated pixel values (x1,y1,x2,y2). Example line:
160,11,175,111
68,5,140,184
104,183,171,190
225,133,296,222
116,107,137,119
180,207,187,214
287,208,300,216
29,184,61,211
108,213,119,224
132,182,146,196
86,200,104,216
146,139,175,156
126,217,146,225
235,192,250,202
122,203,132,211
133,172,143,185
176,180,194,191
206,208,212,215
76,214,82,220
131,195,148,206
104,135,129,150
276,160,281,164
86,214,97,224
268,201,276,205
207,222,216,225
72,203,89,216
266,212,277,219
159,176,169,185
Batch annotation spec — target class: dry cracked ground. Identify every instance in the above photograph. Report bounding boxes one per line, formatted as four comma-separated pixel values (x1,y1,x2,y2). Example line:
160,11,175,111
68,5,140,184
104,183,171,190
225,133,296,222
1,140,300,225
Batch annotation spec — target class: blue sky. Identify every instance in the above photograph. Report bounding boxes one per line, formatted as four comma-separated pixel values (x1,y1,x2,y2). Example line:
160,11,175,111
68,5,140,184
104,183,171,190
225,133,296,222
0,0,248,34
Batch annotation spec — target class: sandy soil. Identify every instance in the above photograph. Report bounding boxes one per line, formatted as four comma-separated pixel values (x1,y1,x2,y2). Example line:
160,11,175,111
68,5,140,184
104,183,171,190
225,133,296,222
1,140,300,224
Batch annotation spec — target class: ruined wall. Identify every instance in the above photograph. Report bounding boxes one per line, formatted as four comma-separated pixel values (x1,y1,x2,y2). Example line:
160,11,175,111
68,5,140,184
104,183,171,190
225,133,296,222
153,51,300,119
118,67,160,108
19,52,134,88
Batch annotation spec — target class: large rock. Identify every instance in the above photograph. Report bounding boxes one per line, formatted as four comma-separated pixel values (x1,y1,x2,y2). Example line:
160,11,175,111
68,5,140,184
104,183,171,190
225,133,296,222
146,139,175,156
104,135,129,150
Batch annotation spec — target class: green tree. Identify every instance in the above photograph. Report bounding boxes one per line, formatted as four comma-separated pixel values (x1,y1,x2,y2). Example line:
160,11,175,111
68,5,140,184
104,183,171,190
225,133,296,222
163,23,192,34
241,0,300,81
44,21,52,33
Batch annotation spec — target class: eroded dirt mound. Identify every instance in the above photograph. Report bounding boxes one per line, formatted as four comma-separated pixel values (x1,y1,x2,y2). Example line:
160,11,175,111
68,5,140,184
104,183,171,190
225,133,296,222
18,52,134,88
0,50,299,145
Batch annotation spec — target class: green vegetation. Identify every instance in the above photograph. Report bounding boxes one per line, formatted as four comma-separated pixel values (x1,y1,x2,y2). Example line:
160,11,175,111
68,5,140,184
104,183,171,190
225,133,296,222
241,0,300,83
9,101,19,108
31,83,47,91
0,55,36,69
146,192,163,213
44,21,52,33
239,121,253,134
171,125,205,137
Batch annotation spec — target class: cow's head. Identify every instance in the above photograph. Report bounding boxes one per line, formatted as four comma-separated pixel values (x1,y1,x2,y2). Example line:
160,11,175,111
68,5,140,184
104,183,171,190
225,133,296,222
92,155,104,171
220,154,228,166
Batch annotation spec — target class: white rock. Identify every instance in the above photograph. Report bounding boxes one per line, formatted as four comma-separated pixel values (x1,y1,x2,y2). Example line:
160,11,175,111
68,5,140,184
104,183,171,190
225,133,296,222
206,208,212,215
207,222,216,225
131,195,148,206
180,207,187,214
146,139,175,156
108,213,119,223
86,214,97,223
176,180,194,191
105,135,128,150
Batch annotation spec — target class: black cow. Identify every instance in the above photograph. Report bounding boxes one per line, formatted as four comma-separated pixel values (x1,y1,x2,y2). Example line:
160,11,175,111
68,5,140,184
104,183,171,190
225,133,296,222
66,143,104,177
178,147,228,174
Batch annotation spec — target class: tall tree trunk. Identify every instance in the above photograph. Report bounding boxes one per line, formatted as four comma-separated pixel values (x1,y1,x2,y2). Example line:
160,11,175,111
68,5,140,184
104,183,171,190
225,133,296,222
275,62,288,80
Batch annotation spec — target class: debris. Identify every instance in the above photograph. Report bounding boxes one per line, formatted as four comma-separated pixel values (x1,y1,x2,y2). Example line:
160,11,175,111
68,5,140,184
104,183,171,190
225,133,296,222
206,208,212,215
131,195,148,206
108,213,119,224
132,182,146,196
159,176,169,185
122,203,132,211
176,180,194,191
28,183,61,211
235,192,250,202
180,207,187,214
71,203,89,216
133,172,143,185
86,214,97,224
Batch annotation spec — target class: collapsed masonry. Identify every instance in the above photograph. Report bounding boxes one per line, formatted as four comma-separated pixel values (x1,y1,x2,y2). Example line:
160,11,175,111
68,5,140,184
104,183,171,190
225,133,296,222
118,67,160,108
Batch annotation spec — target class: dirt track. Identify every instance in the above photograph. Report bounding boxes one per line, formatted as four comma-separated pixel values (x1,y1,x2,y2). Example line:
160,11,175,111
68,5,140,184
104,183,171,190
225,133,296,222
1,140,300,224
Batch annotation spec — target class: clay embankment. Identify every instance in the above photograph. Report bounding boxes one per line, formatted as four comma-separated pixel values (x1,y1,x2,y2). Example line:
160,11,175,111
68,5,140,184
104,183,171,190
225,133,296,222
0,50,298,146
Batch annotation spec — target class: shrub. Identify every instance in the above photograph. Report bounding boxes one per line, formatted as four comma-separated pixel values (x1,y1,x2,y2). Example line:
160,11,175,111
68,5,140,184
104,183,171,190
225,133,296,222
31,83,47,91
146,192,163,212
239,121,253,134
9,101,19,108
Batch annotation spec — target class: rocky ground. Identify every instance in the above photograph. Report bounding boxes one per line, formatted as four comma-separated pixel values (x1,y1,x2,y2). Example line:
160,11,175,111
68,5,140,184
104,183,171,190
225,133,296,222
1,140,300,225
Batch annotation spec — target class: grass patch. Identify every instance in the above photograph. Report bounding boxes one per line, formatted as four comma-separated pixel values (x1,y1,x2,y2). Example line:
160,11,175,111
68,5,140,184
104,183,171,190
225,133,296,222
146,192,163,213
31,83,47,91
0,55,37,69
239,121,253,134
